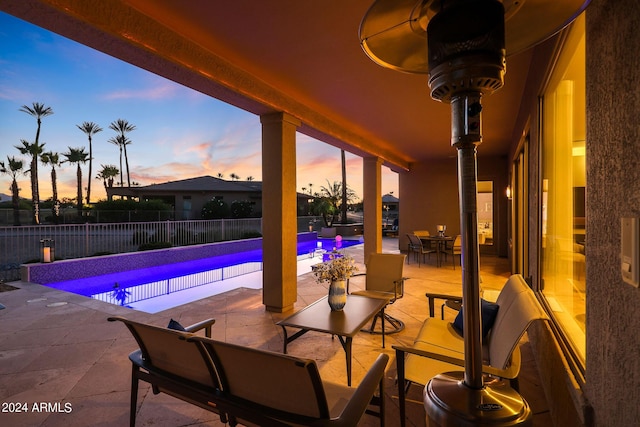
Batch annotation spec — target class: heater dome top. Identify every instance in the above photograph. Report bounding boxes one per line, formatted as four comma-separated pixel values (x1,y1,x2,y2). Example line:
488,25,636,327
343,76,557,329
359,0,591,74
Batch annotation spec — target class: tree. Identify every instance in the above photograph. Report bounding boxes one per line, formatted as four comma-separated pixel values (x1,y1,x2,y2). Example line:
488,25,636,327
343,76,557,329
217,172,224,179
76,121,103,205
246,176,254,181
15,139,45,224
107,135,130,187
63,147,89,217
0,156,25,226
19,102,53,224
109,119,135,188
96,164,119,201
318,180,357,227
230,173,240,181
40,151,63,223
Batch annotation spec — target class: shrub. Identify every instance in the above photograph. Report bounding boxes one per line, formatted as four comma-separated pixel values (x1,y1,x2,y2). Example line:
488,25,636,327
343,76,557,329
230,200,253,218
201,198,230,219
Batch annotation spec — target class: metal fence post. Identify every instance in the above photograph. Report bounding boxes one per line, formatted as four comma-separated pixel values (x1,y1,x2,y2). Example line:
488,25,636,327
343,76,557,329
85,222,90,257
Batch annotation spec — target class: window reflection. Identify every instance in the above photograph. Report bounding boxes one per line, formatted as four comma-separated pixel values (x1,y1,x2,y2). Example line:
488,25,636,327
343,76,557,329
540,15,586,363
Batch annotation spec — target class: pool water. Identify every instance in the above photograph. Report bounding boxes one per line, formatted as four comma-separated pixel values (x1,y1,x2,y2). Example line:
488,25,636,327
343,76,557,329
45,238,362,313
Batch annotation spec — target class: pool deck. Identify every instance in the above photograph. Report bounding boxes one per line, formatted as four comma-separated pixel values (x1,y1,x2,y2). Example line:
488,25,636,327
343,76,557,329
0,238,551,426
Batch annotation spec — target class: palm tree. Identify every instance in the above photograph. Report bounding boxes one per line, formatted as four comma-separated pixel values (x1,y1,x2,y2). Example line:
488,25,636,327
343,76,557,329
19,102,53,224
76,121,103,205
40,151,62,223
320,179,357,226
107,135,129,187
15,139,46,224
109,119,135,188
0,156,25,226
96,164,119,201
230,173,240,181
217,172,224,179
63,147,89,217
246,176,254,181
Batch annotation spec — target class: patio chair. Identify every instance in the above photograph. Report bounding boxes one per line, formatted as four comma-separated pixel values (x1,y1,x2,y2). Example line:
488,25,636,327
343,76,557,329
413,230,430,238
406,233,436,267
348,253,408,334
442,234,462,269
392,274,549,427
107,316,219,427
188,335,389,426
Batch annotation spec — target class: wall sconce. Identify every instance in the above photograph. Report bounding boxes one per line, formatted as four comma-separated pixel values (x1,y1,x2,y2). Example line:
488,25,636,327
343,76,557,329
40,238,55,263
506,185,512,200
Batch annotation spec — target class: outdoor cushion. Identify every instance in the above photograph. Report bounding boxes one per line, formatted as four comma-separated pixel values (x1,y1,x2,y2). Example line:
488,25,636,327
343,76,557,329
452,298,499,339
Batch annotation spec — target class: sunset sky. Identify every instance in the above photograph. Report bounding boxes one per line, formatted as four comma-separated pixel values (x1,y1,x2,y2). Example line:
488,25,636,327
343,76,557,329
0,12,398,204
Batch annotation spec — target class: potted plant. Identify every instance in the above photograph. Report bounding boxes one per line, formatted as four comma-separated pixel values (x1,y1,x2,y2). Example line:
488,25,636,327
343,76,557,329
313,251,357,311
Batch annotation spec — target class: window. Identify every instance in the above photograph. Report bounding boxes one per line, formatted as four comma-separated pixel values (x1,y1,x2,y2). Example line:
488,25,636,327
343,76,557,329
540,15,586,364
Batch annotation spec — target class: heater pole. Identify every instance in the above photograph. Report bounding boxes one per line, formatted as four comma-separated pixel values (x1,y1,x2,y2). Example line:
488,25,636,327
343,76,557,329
451,91,484,390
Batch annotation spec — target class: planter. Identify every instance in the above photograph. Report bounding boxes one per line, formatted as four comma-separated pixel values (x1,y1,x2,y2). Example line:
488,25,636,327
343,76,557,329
328,279,347,311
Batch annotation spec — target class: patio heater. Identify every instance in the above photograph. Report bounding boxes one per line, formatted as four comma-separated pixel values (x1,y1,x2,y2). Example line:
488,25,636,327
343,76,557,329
359,0,590,425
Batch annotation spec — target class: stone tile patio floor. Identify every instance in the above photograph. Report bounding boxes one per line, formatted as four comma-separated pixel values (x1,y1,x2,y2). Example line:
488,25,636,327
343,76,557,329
0,238,551,426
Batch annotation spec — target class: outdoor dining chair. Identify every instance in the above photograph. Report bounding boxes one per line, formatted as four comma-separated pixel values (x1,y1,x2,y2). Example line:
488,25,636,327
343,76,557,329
406,233,436,267
348,252,408,334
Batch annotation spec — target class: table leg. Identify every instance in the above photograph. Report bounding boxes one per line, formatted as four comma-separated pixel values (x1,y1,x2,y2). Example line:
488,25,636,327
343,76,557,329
335,335,352,386
381,308,386,348
345,336,352,386
280,326,310,354
280,325,289,354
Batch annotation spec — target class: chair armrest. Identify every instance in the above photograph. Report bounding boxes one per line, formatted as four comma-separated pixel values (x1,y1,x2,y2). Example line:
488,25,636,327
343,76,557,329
425,292,462,317
393,277,410,300
346,272,366,294
184,318,216,337
394,344,465,369
393,344,519,380
335,353,389,427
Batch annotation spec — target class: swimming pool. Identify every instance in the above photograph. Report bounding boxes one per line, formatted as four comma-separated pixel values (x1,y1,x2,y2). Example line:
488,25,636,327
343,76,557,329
44,238,362,313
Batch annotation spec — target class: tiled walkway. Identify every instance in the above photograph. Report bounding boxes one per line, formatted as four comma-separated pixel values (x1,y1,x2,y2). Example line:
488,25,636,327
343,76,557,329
0,238,551,426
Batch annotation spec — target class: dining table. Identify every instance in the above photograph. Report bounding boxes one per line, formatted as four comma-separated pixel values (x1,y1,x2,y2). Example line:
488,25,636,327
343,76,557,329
419,235,454,267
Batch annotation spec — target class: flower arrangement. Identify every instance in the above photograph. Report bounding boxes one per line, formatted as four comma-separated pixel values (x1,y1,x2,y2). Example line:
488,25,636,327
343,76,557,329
313,251,358,283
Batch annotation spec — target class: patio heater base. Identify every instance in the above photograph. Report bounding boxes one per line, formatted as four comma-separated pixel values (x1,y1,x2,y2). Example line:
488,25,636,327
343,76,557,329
424,372,532,427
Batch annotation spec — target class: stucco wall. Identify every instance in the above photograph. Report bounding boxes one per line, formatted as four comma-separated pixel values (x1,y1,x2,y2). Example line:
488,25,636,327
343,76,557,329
585,0,640,425
398,155,508,256
399,158,460,252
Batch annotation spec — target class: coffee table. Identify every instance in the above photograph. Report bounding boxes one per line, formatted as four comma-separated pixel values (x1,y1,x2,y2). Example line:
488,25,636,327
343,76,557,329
277,294,388,386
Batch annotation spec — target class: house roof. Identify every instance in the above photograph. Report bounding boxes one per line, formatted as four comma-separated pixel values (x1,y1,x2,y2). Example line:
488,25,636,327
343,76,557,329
382,194,399,203
138,175,262,193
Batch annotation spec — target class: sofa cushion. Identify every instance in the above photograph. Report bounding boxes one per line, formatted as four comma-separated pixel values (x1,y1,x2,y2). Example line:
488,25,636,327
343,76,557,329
452,299,499,339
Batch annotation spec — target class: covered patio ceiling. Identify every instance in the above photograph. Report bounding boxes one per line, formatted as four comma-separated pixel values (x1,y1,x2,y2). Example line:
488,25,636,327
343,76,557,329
1,0,534,171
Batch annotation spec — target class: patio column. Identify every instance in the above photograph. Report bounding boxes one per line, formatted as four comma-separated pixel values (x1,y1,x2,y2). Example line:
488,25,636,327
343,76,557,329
260,112,301,313
363,156,383,259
